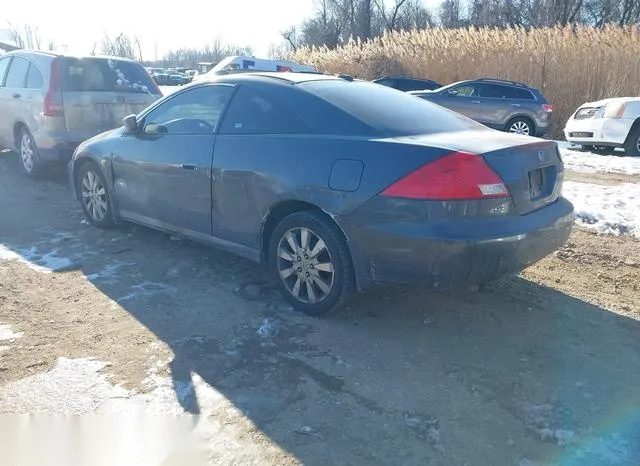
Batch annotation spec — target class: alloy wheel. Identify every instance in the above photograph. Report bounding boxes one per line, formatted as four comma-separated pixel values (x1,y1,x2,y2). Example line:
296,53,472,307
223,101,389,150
276,227,335,304
81,170,108,222
20,133,35,173
509,121,530,135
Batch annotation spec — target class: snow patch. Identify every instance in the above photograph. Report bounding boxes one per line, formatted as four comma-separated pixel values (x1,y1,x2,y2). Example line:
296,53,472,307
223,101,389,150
0,324,23,341
0,244,73,273
559,145,640,175
563,182,639,237
85,261,135,283
117,281,177,303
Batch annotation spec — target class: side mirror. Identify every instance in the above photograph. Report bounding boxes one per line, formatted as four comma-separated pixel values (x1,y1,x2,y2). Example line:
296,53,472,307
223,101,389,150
123,114,139,134
446,89,458,96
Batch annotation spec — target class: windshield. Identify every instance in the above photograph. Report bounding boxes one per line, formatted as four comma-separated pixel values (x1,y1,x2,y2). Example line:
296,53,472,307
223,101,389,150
61,57,160,94
301,80,485,136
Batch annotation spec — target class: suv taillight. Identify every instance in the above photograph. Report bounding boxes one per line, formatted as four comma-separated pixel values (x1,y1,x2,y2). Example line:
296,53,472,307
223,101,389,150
43,58,63,117
542,104,553,113
380,152,509,200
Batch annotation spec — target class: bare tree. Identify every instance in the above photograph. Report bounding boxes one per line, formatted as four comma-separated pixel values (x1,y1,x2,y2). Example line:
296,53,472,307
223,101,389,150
281,26,299,52
101,33,136,59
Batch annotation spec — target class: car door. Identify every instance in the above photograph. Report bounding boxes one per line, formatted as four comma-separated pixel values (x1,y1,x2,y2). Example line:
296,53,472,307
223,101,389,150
432,83,482,120
3,57,31,149
111,84,234,234
0,56,14,147
212,85,312,248
476,83,515,128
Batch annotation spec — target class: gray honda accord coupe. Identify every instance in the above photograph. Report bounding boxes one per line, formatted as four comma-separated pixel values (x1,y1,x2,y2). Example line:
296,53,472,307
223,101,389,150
69,72,574,316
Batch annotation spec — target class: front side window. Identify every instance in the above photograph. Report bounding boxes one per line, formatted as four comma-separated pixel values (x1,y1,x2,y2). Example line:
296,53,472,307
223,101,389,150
5,57,29,88
219,86,311,135
143,85,233,135
452,85,478,97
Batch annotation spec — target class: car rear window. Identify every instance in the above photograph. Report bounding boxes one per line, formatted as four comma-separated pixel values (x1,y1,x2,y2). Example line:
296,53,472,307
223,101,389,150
60,57,159,94
301,80,485,136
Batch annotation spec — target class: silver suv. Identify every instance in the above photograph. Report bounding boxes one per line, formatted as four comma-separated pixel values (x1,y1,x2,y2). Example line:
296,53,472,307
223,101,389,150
0,50,161,177
410,78,553,137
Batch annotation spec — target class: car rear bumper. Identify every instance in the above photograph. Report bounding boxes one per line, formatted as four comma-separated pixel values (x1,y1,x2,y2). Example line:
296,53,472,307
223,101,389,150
343,197,574,289
38,142,80,163
564,118,633,146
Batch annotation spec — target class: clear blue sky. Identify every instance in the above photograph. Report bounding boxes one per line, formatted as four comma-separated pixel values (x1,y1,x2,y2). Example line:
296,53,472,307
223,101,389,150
2,0,442,59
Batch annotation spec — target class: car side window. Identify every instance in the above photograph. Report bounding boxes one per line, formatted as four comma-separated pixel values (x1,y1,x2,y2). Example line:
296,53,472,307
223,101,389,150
26,63,44,89
0,57,11,86
504,87,535,100
478,83,512,99
5,57,30,88
452,85,477,97
143,85,233,135
219,86,311,135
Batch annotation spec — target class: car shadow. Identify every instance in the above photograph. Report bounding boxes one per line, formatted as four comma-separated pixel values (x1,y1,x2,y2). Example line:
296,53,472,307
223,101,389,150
1,152,639,465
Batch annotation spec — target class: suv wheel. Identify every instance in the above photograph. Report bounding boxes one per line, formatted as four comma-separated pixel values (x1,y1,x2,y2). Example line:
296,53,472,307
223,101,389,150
507,117,533,136
623,127,640,156
18,128,43,177
269,211,353,316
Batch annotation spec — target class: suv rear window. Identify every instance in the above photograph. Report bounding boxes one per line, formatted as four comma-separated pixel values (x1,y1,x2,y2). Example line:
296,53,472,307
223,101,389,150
60,57,159,94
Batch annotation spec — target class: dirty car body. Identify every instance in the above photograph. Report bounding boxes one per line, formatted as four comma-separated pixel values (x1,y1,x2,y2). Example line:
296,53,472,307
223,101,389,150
69,73,574,314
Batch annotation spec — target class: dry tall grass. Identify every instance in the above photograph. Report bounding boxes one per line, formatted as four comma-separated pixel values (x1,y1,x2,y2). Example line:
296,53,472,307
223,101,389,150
292,26,640,138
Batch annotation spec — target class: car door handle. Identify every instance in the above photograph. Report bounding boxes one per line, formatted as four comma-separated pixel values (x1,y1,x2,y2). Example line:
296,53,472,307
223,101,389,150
12,93,21,99
180,163,197,170
471,100,480,104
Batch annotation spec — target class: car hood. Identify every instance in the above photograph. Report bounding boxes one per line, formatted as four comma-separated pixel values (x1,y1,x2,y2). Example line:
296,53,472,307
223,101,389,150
579,97,640,108
388,129,547,154
77,127,124,151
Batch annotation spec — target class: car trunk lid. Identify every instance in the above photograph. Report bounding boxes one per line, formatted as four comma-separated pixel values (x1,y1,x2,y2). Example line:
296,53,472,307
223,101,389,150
481,141,563,214
392,130,563,214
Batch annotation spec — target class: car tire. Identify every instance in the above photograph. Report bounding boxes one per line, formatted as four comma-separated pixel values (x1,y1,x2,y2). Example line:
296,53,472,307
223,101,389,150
18,128,44,178
76,161,115,229
269,211,353,316
506,117,534,136
623,127,640,156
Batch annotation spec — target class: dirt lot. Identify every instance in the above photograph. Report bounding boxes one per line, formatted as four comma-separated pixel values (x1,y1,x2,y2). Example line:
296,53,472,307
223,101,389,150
0,150,639,465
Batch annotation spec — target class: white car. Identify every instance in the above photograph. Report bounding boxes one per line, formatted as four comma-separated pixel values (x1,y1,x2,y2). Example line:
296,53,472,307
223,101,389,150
564,97,640,155
193,56,316,82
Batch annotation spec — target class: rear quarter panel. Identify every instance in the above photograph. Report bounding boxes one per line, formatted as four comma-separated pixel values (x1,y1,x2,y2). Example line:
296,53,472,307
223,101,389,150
211,134,450,248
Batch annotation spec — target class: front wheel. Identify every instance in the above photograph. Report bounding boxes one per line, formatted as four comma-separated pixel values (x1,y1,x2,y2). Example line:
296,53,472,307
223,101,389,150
269,211,353,316
76,161,115,229
623,127,640,156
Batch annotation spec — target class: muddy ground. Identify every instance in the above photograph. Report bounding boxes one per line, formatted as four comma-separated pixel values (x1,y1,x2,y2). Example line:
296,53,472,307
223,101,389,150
0,150,639,465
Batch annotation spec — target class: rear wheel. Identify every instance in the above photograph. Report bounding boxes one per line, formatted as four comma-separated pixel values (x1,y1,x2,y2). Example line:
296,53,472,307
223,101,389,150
623,127,640,156
507,117,533,136
269,211,353,316
18,128,44,178
77,161,115,229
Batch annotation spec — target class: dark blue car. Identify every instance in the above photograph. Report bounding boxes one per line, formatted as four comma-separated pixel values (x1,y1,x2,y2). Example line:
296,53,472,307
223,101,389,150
69,72,574,316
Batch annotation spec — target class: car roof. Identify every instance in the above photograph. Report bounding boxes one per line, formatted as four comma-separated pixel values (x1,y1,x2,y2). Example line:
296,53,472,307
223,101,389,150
201,71,347,85
5,50,142,64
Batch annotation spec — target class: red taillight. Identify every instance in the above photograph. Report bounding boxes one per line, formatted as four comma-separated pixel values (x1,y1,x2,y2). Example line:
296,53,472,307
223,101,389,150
44,58,63,117
380,152,509,200
542,104,553,113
